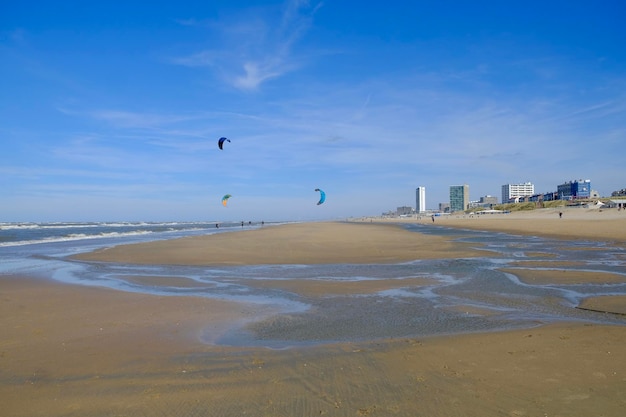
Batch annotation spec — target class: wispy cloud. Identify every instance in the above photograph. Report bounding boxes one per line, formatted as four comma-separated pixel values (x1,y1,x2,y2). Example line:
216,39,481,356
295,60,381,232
58,107,210,130
172,0,321,90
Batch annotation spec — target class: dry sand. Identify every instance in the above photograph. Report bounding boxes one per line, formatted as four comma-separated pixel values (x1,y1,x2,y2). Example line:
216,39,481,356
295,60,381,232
2,212,626,416
387,206,626,244
73,221,487,265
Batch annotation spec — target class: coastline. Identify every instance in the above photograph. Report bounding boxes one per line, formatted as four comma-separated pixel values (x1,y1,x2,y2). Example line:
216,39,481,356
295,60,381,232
2,213,626,416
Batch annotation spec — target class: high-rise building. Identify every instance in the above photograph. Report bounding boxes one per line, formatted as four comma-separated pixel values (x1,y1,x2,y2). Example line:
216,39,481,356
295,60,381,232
415,186,426,213
502,182,534,203
449,184,469,212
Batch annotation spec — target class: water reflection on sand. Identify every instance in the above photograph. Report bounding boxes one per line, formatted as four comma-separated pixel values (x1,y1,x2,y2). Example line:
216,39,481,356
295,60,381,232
47,223,626,348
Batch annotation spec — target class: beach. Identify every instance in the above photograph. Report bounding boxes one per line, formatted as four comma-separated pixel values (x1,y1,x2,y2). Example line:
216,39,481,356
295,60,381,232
2,209,626,416
406,205,626,243
72,220,488,265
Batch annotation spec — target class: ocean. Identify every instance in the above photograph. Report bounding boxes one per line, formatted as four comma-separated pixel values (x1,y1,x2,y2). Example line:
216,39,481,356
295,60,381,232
0,220,261,248
1,221,625,348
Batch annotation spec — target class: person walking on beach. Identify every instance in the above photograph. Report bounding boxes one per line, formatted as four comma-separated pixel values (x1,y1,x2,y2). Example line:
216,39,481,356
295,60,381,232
431,215,435,223
559,211,563,219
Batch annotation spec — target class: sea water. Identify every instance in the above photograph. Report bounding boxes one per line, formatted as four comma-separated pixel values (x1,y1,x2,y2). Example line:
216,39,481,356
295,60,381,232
1,221,625,348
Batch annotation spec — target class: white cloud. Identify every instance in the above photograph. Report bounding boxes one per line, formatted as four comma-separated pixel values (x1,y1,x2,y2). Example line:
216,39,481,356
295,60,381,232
172,0,321,90
233,61,284,90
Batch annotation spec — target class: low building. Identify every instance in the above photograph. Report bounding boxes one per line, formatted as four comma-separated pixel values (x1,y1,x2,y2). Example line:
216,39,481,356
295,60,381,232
469,195,498,208
528,192,559,202
396,206,413,216
611,188,626,197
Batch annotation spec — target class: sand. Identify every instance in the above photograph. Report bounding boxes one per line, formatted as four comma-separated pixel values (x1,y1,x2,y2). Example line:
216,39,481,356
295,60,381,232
73,221,487,265
393,206,626,244
2,211,626,416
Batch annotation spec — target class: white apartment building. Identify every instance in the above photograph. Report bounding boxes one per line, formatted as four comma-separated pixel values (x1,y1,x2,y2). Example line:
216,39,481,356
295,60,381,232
415,186,426,213
502,182,535,203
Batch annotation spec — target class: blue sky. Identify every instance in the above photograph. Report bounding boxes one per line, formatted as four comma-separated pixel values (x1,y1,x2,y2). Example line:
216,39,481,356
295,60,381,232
1,1,625,222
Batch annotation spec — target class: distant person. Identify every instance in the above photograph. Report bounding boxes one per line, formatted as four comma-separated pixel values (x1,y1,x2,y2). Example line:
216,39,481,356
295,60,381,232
215,223,219,228
431,215,435,223
559,212,563,219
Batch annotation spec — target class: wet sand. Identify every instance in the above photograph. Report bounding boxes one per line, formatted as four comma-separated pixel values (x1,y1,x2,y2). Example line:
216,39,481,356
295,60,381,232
3,213,626,416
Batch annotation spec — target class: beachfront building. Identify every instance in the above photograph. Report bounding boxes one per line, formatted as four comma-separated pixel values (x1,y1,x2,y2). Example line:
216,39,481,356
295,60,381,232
396,206,413,216
481,195,498,206
502,182,534,203
528,191,559,203
469,195,498,209
612,188,626,197
415,187,426,213
557,179,591,200
449,184,469,212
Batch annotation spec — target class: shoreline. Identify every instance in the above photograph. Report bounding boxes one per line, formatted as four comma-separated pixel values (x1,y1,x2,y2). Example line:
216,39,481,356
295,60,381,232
62,214,626,331
71,207,626,267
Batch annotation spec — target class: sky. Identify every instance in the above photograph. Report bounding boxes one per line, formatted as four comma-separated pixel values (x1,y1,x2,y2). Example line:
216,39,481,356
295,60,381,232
1,1,625,222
